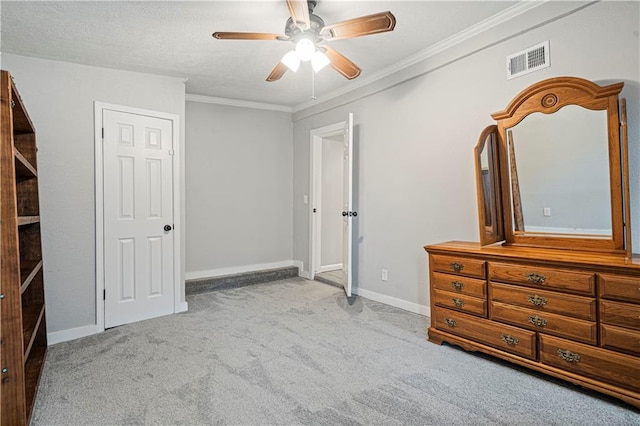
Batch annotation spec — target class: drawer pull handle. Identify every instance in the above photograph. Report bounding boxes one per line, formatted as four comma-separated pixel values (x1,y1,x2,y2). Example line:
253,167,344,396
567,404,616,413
528,315,548,327
451,298,465,308
500,334,519,346
527,294,547,306
444,318,457,328
450,262,464,273
451,281,465,291
526,272,546,284
557,349,581,363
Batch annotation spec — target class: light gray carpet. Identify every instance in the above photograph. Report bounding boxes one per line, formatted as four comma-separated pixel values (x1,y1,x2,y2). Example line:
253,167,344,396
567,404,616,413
32,278,639,425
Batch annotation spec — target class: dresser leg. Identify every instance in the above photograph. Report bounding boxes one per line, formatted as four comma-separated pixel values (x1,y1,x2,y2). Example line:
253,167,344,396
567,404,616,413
427,327,445,345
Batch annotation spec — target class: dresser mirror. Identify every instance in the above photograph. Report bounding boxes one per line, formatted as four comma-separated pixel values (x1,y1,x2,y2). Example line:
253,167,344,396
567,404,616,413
506,106,611,236
476,76,631,255
474,125,504,245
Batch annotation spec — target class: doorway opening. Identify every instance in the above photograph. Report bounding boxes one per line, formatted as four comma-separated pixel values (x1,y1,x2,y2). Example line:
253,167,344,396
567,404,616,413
315,134,344,284
309,114,354,296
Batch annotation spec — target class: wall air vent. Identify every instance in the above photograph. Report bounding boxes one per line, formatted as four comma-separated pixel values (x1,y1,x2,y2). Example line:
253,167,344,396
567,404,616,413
506,40,550,80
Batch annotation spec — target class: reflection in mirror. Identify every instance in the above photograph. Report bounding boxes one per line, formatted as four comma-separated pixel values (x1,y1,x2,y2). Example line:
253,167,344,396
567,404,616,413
475,125,503,245
507,106,611,236
479,141,492,227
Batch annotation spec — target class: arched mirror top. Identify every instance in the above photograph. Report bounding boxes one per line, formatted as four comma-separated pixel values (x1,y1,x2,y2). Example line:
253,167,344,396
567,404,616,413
491,77,623,128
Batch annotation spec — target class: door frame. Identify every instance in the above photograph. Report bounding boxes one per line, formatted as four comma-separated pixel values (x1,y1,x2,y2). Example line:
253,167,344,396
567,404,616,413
94,102,184,332
309,120,348,280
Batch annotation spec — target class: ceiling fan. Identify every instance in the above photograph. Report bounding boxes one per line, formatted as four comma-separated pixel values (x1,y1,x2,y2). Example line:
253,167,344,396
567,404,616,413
212,0,396,82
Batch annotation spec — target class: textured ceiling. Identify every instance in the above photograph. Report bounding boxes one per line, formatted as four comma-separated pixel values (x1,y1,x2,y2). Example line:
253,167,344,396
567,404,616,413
1,1,517,107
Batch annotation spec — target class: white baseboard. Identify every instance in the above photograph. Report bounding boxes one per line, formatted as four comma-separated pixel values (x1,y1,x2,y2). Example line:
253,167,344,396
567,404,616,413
292,260,312,279
186,260,300,281
524,225,610,235
299,271,311,279
319,263,342,273
353,287,431,317
49,301,189,345
48,324,101,345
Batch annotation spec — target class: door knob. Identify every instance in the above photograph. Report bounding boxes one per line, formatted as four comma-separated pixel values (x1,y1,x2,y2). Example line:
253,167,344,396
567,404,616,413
164,225,172,232
342,211,348,216
352,211,358,217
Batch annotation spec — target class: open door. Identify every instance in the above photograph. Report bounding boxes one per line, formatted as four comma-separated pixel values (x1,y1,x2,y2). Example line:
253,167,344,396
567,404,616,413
341,113,354,297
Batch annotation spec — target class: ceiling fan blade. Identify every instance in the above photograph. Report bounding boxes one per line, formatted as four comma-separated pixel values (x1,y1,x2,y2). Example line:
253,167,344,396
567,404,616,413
266,62,288,82
286,0,310,30
321,11,396,41
322,46,361,80
212,32,288,41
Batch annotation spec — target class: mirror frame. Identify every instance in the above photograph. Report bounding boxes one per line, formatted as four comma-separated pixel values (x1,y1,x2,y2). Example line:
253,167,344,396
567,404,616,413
488,76,630,254
474,125,504,245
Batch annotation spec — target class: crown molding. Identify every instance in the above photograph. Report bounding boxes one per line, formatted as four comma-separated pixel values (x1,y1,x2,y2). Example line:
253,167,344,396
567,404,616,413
186,93,292,113
292,0,547,114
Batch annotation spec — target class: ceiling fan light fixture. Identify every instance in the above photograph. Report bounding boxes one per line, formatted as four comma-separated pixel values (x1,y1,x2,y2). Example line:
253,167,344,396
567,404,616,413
281,50,301,72
295,38,316,61
311,50,330,72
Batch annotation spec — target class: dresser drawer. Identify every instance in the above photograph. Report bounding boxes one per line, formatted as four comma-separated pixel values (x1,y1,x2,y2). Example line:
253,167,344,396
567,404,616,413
432,272,486,298
600,300,640,330
601,324,640,356
431,255,485,279
490,282,596,321
489,262,595,296
433,307,536,359
540,334,640,392
490,301,597,344
434,289,486,317
599,274,640,303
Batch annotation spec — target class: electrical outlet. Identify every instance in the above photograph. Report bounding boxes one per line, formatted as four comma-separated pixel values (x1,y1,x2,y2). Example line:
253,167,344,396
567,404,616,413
543,207,551,217
381,269,388,281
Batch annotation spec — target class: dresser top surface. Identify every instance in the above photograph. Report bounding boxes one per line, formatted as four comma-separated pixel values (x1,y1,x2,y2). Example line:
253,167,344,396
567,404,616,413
425,241,640,273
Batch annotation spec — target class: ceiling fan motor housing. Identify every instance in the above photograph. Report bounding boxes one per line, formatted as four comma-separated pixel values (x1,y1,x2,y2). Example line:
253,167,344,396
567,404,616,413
285,13,325,43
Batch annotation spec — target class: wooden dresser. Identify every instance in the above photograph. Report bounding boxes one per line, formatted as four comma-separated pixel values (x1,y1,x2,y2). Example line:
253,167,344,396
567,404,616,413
426,241,640,408
426,77,639,408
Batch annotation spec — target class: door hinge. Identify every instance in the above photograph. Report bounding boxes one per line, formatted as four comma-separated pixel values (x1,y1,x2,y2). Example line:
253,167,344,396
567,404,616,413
101,128,104,139
103,289,106,300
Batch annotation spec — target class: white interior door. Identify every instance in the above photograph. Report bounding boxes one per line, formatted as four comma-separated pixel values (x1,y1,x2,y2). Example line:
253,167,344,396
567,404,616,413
341,113,354,297
103,109,175,328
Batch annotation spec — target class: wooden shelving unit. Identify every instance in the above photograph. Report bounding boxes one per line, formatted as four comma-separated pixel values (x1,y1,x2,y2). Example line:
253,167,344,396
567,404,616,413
1,70,47,425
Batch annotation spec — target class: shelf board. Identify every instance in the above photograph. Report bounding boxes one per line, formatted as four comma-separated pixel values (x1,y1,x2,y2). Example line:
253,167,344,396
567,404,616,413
10,79,36,134
14,147,37,178
22,303,44,358
20,260,43,294
23,304,45,360
18,216,40,226
24,345,47,423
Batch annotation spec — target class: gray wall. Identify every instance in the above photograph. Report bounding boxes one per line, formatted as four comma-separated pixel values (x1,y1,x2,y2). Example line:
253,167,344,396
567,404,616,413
292,1,640,311
184,101,293,276
1,54,186,333
2,1,638,336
